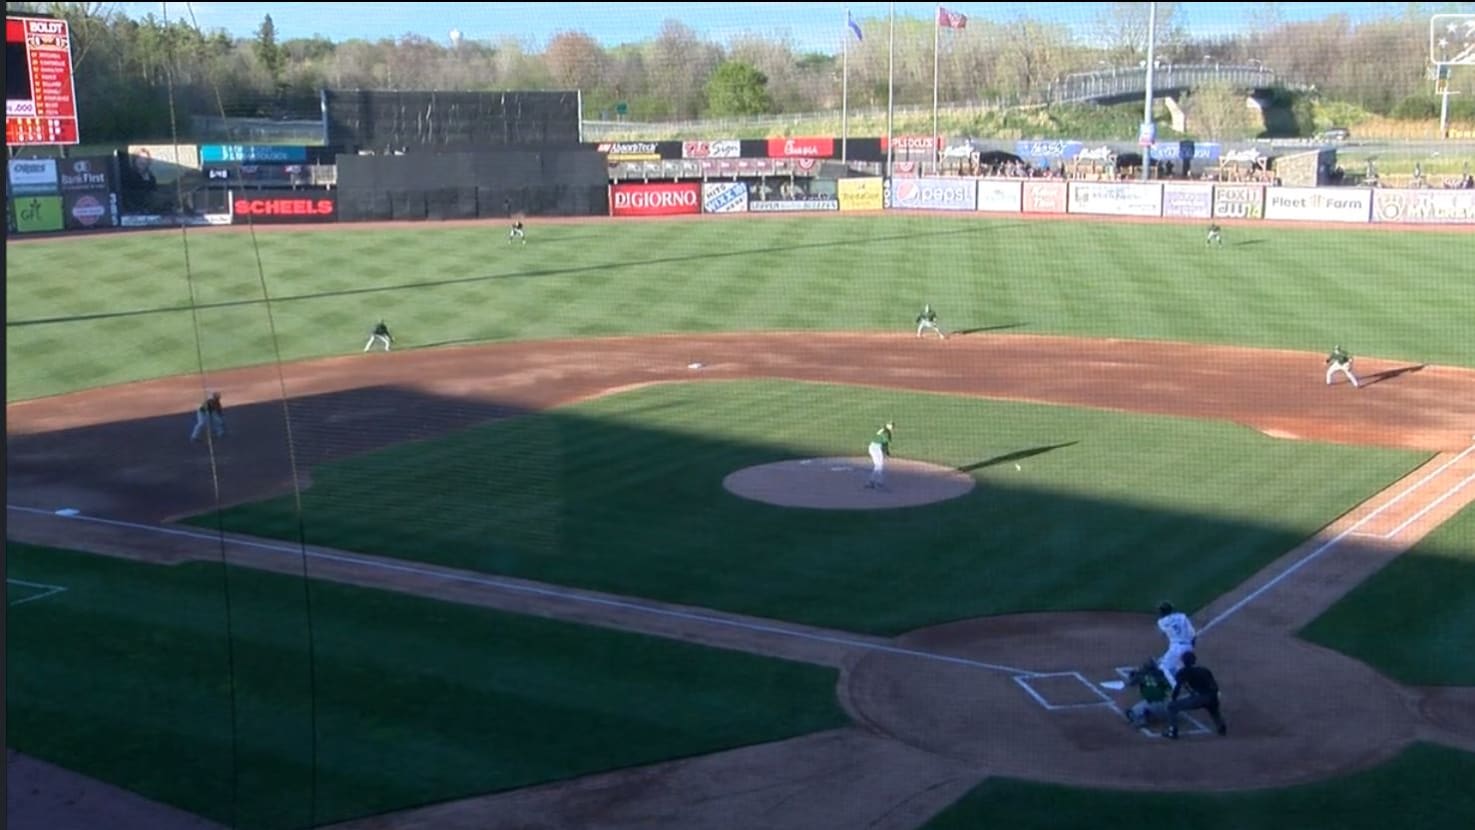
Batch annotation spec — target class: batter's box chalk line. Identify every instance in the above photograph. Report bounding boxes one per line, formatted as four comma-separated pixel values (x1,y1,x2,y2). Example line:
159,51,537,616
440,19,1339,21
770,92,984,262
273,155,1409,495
1012,671,1116,711
7,578,68,607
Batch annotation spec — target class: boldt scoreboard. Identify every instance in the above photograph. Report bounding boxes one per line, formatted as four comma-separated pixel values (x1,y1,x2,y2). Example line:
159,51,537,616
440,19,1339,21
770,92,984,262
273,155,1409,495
6,14,80,146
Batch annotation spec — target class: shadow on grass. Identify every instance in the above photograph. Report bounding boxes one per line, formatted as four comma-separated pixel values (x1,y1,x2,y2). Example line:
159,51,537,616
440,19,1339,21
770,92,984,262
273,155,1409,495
1230,239,1268,247
956,442,1079,472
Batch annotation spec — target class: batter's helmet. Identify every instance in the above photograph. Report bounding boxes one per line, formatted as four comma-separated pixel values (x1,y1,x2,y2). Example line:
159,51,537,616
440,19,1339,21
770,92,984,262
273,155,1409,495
1158,601,1174,616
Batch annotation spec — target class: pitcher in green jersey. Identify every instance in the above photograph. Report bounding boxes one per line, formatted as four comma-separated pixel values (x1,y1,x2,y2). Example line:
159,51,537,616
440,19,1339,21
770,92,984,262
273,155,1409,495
866,421,894,489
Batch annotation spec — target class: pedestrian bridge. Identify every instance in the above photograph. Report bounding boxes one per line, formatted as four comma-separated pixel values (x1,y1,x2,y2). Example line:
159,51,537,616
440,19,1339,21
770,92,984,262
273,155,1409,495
1046,64,1280,106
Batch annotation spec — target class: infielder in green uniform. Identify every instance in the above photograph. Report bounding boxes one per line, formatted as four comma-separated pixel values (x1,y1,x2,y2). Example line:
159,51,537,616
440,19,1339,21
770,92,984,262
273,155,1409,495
866,422,894,489
915,304,945,339
1325,345,1359,388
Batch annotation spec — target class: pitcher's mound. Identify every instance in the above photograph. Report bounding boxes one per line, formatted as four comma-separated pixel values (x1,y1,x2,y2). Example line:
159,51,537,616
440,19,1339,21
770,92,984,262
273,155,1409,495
724,457,975,510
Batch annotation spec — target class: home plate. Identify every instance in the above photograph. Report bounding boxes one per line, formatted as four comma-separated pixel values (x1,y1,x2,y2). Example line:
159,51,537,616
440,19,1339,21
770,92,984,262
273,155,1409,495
55,508,81,517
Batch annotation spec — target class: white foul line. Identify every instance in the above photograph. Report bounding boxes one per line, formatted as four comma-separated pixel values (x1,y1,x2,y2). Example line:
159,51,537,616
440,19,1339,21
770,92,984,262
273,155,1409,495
6,578,68,606
5,504,1038,677
1199,443,1475,634
1382,471,1475,539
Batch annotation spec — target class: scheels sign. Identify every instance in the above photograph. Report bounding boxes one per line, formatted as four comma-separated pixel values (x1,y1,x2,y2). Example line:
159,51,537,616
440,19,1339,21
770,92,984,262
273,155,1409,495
610,183,700,216
231,191,337,224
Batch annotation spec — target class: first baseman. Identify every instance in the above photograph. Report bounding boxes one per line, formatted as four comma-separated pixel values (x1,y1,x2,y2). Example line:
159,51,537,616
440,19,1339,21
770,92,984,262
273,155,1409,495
190,391,226,442
866,421,894,489
1325,345,1359,388
1155,601,1197,690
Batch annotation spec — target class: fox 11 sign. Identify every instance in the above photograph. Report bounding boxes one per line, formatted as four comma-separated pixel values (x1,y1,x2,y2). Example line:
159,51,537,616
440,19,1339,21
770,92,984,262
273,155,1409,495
6,14,80,146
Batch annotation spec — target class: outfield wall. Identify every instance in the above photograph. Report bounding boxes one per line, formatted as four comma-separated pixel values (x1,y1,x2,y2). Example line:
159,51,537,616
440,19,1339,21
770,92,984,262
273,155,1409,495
599,177,1474,226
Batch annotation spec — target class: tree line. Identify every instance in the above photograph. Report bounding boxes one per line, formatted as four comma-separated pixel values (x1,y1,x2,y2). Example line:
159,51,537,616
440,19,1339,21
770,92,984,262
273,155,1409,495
9,1,1468,142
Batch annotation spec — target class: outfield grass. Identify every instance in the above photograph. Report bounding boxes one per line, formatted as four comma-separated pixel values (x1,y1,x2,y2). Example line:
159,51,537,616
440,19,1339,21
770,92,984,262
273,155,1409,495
4,542,848,829
7,215,1473,400
1300,501,1475,685
922,742,1475,830
192,380,1427,635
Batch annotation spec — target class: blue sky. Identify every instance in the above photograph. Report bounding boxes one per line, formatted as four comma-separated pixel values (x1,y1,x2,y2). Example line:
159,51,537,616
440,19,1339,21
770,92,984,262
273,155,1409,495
116,2,1470,53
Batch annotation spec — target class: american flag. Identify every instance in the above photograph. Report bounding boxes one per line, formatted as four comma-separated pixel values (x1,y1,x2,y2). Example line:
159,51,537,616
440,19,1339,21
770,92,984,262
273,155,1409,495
936,6,967,30
1433,14,1475,66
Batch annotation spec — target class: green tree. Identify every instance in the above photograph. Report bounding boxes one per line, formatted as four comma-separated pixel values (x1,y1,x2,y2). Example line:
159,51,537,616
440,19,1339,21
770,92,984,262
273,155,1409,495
255,14,283,86
705,61,774,116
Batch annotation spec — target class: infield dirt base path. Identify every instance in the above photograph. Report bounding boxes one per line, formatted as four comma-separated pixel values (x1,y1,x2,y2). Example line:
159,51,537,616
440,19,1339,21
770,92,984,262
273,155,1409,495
7,331,1475,830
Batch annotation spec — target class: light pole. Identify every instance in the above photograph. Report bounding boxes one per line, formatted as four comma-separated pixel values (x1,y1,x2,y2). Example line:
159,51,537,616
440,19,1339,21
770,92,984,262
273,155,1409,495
1140,2,1158,181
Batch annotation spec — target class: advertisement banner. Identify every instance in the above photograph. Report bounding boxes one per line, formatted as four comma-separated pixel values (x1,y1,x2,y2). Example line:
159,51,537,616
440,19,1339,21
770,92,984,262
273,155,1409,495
1068,181,1163,217
766,137,834,158
702,181,749,214
1212,184,1265,219
1014,140,1083,161
57,156,112,193
682,139,740,159
230,190,338,224
199,145,308,163
63,191,113,229
7,158,58,195
748,198,840,212
1161,183,1215,219
886,177,976,211
882,135,941,153
1263,187,1372,223
13,194,63,232
1021,181,1068,214
1371,189,1475,224
1148,142,1222,163
597,141,663,161
610,182,700,216
838,178,883,212
837,178,879,212
975,179,1023,213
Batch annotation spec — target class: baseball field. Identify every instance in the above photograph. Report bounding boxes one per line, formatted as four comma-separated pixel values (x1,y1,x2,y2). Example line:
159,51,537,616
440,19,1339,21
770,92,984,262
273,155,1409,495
7,212,1475,829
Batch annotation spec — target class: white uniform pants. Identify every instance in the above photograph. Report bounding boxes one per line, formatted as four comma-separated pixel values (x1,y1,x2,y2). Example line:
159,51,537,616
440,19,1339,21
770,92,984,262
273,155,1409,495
191,411,225,441
916,319,944,339
1326,362,1358,387
1159,641,1194,689
868,442,886,486
365,334,392,352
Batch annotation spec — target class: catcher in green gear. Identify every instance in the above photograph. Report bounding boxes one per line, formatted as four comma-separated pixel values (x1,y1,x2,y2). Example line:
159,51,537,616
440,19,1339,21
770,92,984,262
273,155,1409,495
1124,659,1172,728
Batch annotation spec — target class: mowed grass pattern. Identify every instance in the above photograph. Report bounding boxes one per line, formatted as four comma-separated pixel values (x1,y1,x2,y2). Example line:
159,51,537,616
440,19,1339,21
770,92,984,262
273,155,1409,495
196,380,1427,635
1301,501,1475,685
7,216,1474,400
5,542,848,829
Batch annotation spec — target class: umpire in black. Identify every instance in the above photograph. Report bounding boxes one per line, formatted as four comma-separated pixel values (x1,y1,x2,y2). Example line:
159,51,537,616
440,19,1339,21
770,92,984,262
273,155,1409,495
1166,651,1228,739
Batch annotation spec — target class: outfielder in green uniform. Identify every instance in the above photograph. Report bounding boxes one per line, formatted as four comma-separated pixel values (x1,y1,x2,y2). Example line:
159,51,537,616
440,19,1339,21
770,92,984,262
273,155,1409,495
866,422,893,489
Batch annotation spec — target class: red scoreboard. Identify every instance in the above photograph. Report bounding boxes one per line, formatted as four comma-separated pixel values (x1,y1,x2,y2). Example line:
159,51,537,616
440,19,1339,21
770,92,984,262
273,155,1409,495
6,14,80,146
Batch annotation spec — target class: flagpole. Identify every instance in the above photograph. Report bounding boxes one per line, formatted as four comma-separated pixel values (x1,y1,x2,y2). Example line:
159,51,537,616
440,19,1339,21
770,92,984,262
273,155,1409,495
932,5,941,173
886,1,895,176
842,7,850,164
